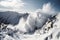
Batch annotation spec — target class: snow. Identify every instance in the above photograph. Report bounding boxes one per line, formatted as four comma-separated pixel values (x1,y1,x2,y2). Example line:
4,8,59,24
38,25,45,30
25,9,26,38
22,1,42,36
0,11,60,40
0,12,60,40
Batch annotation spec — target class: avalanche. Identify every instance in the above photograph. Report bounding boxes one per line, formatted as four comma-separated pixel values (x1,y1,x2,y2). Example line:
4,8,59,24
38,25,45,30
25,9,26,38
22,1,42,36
0,11,60,40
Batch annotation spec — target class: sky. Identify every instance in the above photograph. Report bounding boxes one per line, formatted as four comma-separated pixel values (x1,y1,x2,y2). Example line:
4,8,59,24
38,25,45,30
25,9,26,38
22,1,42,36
0,0,60,13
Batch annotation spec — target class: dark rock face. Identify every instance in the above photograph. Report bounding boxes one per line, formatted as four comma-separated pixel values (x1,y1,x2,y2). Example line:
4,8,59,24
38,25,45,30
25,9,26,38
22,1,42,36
0,11,29,25
0,11,20,25
45,37,48,40
57,32,60,39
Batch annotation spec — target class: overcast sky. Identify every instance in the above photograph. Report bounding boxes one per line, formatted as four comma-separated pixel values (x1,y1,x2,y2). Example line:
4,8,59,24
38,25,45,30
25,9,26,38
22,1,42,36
0,0,60,13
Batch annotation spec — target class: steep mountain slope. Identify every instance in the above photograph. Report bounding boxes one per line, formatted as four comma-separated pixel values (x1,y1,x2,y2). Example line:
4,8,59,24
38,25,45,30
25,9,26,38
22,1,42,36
0,11,29,25
0,11,60,40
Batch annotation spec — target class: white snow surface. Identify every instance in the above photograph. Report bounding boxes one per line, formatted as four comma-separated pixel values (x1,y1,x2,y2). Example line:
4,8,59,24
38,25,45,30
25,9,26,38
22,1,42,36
0,12,60,40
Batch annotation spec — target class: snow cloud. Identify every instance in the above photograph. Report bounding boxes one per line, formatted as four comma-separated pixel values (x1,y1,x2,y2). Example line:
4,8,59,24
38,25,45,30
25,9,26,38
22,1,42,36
42,3,53,13
35,3,57,16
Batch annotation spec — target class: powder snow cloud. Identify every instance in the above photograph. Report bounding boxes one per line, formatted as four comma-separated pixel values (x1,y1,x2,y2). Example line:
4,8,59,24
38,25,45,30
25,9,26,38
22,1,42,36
35,3,57,16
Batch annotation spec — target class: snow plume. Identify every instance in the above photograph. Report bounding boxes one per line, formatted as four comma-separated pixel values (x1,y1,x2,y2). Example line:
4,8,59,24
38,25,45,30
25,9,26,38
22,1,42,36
13,3,59,34
23,3,58,34
42,3,53,13
35,3,57,16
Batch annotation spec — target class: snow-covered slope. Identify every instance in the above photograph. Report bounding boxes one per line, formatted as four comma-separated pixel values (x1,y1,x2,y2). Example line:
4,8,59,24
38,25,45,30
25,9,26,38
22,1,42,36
0,11,60,40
